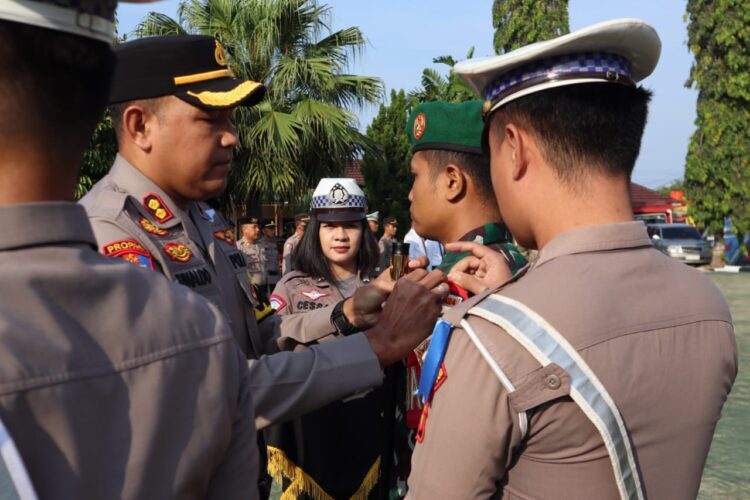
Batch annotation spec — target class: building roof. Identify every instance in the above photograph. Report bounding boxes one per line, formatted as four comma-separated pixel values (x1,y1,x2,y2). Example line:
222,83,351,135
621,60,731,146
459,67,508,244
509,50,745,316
630,182,678,210
344,159,365,187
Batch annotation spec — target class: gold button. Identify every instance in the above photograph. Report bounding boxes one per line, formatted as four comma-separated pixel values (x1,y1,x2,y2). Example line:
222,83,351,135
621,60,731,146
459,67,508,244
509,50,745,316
545,374,561,390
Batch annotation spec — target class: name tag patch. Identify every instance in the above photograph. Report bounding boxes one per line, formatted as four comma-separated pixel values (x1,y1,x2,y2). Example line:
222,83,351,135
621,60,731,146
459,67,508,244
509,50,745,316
175,268,212,288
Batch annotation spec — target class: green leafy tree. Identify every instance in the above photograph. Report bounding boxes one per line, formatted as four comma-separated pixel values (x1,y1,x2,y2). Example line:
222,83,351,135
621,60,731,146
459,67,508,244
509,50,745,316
80,0,383,213
360,89,415,236
77,111,117,199
493,0,569,54
684,0,750,262
410,49,476,103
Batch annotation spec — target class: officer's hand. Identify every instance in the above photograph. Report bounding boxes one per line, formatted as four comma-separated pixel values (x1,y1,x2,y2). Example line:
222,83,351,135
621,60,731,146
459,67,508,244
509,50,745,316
444,241,513,295
343,255,435,329
364,269,448,367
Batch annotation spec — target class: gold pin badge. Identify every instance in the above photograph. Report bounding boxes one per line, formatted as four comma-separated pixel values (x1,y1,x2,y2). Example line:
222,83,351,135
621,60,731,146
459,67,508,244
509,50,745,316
215,40,228,67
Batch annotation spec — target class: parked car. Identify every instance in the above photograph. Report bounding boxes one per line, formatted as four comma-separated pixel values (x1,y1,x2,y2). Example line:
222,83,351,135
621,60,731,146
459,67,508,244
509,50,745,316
646,223,712,265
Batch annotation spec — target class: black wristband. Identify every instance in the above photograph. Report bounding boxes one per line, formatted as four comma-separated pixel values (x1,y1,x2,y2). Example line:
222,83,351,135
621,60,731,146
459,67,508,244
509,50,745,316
331,300,359,336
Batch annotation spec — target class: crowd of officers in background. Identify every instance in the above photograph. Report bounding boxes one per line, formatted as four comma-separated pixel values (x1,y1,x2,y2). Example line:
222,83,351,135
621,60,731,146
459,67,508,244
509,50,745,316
237,211,409,294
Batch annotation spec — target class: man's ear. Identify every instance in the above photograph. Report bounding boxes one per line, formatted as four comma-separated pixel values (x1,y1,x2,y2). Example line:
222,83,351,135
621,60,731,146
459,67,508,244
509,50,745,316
121,103,157,153
442,164,467,203
504,123,528,182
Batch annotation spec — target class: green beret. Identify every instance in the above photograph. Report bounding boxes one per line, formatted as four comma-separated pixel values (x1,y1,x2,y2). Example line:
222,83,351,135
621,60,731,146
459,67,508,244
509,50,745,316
407,100,484,155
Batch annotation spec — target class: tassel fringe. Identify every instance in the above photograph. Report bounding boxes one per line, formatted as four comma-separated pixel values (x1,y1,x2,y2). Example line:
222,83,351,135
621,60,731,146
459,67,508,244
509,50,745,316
267,446,380,500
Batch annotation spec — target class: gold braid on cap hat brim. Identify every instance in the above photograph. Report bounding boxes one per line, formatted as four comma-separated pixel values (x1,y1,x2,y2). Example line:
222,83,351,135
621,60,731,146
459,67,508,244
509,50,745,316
186,80,264,107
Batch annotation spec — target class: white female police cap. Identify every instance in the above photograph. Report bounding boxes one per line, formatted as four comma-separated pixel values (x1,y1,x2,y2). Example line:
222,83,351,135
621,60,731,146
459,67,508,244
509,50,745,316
0,0,155,44
454,18,661,119
310,178,367,222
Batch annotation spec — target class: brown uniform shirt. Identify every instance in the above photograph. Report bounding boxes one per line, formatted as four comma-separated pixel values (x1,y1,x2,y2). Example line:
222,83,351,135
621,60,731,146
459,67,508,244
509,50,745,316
80,155,383,429
408,222,737,499
0,203,258,499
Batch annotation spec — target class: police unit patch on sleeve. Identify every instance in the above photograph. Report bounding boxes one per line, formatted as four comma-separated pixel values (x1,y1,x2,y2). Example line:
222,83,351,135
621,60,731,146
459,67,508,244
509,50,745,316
163,242,193,263
142,193,174,223
102,239,155,270
139,217,169,236
213,228,236,246
269,294,287,312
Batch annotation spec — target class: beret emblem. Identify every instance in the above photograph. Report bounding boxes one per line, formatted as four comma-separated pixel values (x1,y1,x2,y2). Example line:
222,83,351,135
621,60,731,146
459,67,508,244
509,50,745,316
413,113,426,140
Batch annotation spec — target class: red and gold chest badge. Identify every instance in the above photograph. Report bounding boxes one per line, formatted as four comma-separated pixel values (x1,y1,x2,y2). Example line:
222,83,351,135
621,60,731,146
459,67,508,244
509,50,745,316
102,239,155,271
163,242,193,263
416,363,447,443
413,112,427,140
142,193,174,224
139,217,169,236
213,228,236,246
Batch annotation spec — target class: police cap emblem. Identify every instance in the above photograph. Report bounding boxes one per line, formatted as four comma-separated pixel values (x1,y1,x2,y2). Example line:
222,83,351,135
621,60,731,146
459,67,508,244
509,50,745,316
328,183,349,206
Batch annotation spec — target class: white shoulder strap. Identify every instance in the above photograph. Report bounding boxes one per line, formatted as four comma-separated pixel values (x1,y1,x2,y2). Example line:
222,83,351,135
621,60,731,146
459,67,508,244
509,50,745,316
0,417,37,500
467,294,644,500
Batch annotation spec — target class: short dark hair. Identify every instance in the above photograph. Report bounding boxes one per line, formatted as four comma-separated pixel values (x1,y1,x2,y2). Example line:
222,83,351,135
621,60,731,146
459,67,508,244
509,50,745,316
0,21,114,156
488,83,652,185
293,215,379,282
423,149,496,207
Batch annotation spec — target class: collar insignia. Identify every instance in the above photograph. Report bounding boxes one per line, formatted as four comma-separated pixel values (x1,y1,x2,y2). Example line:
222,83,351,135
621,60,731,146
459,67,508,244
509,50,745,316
163,242,193,263
139,217,169,236
142,193,174,224
214,228,236,246
301,289,328,301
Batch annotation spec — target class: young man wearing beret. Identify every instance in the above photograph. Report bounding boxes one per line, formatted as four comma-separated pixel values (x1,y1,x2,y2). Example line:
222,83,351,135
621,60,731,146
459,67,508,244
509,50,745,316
406,99,527,288
408,19,737,499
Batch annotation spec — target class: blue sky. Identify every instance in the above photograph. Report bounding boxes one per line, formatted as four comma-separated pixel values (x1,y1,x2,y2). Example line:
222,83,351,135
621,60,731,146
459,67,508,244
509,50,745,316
118,0,696,189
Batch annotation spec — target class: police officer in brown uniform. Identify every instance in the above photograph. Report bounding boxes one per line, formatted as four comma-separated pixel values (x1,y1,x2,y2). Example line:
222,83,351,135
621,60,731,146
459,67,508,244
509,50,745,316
0,1,259,498
80,34,447,435
267,178,384,499
408,20,738,499
282,213,309,275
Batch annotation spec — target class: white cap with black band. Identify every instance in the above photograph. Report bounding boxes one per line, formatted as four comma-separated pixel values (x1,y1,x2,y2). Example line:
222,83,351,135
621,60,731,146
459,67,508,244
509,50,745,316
0,0,139,44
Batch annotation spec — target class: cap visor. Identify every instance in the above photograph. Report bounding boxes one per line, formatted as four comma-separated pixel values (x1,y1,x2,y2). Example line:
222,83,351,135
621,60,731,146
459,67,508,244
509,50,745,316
176,77,266,110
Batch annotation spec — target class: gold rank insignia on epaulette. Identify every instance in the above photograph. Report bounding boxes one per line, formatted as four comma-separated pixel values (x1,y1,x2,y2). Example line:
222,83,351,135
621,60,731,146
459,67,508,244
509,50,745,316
142,193,174,223
139,217,169,236
213,228,236,246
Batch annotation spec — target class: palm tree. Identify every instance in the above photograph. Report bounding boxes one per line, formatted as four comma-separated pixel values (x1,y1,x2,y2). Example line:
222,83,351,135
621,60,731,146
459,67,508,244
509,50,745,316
410,48,476,103
133,0,383,212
